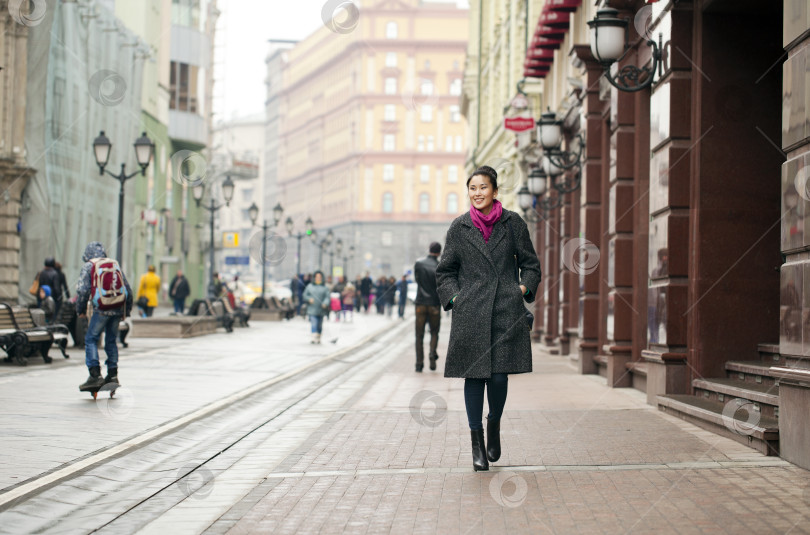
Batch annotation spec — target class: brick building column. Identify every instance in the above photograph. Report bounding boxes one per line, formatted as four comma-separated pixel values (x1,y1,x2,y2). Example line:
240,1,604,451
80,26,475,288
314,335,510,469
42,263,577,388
572,45,605,374
601,86,637,388
0,6,34,302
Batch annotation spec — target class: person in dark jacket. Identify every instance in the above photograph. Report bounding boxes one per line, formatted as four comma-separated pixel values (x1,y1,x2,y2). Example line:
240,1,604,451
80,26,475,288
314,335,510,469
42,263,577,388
396,275,409,319
169,270,191,315
38,257,64,321
436,166,541,472
359,272,373,312
54,261,70,301
374,277,387,315
385,276,397,317
75,242,133,392
414,242,442,372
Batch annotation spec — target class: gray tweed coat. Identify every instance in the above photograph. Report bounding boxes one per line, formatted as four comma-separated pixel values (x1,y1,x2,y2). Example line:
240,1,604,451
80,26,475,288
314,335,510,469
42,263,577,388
436,209,542,378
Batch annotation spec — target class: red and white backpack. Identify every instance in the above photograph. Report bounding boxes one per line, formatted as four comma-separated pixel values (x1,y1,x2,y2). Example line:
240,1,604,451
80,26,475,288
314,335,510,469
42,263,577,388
89,258,128,311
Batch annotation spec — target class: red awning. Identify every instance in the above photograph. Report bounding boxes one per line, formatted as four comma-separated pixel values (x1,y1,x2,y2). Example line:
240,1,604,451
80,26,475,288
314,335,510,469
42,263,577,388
545,0,582,12
524,68,549,79
531,35,564,50
524,59,553,68
526,48,554,60
537,9,570,29
533,24,566,38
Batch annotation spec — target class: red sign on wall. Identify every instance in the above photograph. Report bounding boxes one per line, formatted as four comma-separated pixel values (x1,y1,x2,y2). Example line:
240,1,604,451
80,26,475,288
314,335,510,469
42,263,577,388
504,117,535,132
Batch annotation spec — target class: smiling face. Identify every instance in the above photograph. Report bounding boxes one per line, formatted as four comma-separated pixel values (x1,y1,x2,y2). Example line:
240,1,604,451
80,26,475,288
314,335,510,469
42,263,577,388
314,272,324,285
467,174,497,214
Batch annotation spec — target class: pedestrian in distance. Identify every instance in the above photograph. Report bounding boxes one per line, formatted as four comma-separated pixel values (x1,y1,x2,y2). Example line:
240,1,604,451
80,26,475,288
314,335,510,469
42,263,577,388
341,281,356,322
37,257,65,321
414,241,443,372
137,265,161,317
385,276,397,317
168,270,191,315
54,261,71,302
375,276,387,315
396,275,408,319
302,270,330,344
38,285,56,323
76,242,133,393
209,271,224,299
436,165,542,472
297,273,311,317
360,272,373,313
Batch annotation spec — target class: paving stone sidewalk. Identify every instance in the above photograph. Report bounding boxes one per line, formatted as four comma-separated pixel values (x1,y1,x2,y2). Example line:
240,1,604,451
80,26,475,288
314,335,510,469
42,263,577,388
205,331,810,535
0,312,396,493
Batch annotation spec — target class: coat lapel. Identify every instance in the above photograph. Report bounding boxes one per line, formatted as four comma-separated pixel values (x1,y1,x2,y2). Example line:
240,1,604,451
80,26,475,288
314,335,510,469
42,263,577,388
459,211,493,264
487,211,511,254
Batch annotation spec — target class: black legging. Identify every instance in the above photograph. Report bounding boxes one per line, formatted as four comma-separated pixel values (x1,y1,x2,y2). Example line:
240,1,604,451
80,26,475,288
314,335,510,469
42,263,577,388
464,373,508,430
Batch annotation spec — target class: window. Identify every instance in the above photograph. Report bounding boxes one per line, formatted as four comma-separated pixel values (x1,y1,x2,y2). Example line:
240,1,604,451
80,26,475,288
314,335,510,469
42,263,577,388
448,166,458,183
420,165,430,183
381,230,393,245
445,136,453,151
424,60,431,70
385,52,397,67
453,60,460,70
172,0,203,30
417,135,425,152
454,135,462,152
383,164,394,182
427,136,435,152
420,79,434,96
450,78,462,96
449,105,461,123
386,21,398,39
382,192,393,213
242,188,254,201
419,193,430,214
447,193,458,213
420,105,433,122
383,134,396,151
384,77,397,95
169,61,200,112
384,104,396,121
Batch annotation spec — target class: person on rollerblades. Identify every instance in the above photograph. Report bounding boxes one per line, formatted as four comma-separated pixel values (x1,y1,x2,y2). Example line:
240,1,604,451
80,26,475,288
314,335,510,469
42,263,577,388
76,242,133,394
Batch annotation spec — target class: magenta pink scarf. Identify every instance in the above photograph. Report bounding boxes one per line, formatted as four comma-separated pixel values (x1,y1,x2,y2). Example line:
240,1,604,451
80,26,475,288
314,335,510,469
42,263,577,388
470,199,503,243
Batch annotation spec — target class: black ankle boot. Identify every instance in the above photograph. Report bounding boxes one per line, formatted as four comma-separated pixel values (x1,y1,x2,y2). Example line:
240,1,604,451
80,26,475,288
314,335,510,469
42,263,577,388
471,429,488,471
79,366,104,391
486,417,501,462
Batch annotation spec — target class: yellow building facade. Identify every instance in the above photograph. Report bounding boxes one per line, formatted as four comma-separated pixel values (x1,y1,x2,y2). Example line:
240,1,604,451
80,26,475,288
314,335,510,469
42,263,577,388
273,0,469,277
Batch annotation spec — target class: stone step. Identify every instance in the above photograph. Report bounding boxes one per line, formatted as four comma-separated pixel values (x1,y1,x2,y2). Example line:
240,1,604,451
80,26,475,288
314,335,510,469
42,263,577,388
757,343,785,366
725,361,778,386
657,394,779,456
693,378,779,418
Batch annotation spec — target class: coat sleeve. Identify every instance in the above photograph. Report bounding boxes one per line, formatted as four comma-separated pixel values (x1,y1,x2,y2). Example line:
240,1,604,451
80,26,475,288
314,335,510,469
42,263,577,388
436,224,462,311
75,263,93,314
514,216,542,303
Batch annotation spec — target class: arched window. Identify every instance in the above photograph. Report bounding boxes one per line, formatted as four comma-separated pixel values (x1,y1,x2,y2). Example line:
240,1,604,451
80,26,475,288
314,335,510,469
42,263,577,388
419,193,430,214
383,192,394,213
386,21,398,39
447,193,458,213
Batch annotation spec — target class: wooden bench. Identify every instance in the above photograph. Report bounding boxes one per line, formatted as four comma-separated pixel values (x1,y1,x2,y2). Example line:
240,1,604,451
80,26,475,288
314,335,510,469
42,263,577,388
0,304,54,365
219,298,249,327
16,307,69,359
188,299,234,333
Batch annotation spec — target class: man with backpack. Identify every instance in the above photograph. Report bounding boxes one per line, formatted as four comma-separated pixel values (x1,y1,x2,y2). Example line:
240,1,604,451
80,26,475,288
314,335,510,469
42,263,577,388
76,242,133,392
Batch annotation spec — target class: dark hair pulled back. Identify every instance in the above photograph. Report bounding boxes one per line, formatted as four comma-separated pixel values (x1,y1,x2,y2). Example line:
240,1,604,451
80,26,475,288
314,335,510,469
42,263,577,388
466,165,498,190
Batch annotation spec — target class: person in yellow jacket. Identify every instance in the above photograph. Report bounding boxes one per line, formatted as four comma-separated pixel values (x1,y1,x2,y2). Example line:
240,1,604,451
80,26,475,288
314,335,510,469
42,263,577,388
137,265,161,317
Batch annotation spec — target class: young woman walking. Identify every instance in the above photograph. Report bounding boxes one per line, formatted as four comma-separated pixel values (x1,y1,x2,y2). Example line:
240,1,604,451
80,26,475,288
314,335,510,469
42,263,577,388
302,270,330,344
436,165,542,471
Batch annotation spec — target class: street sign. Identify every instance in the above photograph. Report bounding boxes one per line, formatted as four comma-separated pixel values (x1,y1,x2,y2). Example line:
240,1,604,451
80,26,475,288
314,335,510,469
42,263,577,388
225,256,250,265
504,117,535,132
223,232,239,248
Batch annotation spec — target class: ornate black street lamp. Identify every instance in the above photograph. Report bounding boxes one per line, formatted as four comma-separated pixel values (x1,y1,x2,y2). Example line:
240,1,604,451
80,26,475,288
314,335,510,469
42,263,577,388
193,176,235,296
285,215,315,278
92,131,154,263
249,201,284,304
587,8,663,93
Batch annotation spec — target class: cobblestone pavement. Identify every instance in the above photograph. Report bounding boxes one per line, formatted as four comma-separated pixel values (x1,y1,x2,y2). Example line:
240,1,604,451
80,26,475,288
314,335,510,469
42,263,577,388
1,311,809,534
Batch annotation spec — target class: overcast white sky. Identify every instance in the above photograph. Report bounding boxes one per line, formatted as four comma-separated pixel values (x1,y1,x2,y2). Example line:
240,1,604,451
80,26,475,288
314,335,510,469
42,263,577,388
214,0,328,122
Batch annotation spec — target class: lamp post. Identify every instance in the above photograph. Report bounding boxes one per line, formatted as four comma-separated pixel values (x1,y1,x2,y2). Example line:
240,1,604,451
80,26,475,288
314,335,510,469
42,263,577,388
587,7,663,93
193,175,235,295
92,131,154,264
285,215,315,278
333,238,342,279
344,244,355,280
317,229,334,274
248,201,284,305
